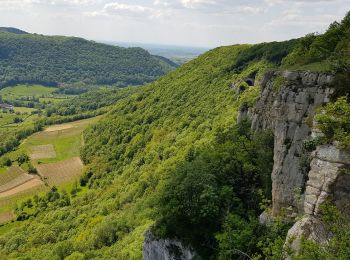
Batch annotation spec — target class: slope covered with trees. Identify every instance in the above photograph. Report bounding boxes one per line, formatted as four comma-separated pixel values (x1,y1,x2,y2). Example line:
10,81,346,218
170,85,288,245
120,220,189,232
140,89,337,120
0,32,176,87
0,39,297,259
0,12,349,259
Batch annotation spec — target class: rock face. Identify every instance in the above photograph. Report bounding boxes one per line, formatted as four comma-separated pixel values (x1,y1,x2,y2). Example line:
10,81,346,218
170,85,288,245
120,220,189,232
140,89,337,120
304,145,350,216
285,216,329,253
251,70,350,256
251,70,334,216
285,145,350,254
143,231,196,260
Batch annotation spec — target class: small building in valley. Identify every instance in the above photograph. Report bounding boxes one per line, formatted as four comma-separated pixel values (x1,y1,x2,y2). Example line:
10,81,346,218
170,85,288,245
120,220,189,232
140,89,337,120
0,103,14,111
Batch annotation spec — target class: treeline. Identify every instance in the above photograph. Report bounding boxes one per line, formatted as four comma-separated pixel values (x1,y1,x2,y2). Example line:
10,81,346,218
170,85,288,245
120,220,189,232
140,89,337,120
229,39,299,73
283,11,350,73
0,123,43,157
46,87,136,117
0,33,176,88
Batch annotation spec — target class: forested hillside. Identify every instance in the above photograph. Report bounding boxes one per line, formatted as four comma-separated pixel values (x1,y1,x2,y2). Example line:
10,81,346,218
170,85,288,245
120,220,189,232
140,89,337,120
0,38,298,259
0,31,176,87
0,12,349,260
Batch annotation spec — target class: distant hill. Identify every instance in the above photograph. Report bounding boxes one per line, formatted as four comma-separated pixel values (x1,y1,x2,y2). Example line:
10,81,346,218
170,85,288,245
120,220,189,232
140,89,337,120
0,27,28,34
107,41,209,65
0,32,177,87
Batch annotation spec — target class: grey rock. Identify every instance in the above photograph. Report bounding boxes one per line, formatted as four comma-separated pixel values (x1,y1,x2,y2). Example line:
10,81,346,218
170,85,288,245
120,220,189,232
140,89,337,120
143,230,196,260
259,211,273,225
282,144,350,259
304,145,350,215
285,216,329,257
251,71,334,216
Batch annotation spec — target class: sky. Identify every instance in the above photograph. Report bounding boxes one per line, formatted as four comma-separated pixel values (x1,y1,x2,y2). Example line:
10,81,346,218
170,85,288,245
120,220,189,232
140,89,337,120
0,0,349,48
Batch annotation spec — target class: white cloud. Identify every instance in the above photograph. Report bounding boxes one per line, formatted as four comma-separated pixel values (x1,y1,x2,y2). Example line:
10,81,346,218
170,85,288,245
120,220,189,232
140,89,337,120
86,2,156,18
181,0,216,8
104,2,152,13
265,0,335,5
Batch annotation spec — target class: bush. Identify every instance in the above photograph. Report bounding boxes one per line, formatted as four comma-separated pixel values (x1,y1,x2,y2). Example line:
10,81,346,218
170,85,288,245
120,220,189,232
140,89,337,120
315,97,350,150
1,157,12,167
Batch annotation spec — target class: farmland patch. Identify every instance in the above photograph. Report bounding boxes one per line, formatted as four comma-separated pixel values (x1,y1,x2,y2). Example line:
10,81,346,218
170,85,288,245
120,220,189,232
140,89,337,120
44,124,73,132
37,157,84,186
0,211,15,224
0,178,44,199
0,166,27,186
30,144,56,159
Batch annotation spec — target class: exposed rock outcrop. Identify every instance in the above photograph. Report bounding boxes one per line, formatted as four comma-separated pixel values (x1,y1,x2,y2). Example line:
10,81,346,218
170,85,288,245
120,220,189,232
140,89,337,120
285,144,350,254
285,216,329,253
143,231,196,260
251,70,334,216
304,145,350,216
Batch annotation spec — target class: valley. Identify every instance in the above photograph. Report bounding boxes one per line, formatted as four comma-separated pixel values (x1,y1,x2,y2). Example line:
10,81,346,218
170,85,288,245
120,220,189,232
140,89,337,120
0,8,348,260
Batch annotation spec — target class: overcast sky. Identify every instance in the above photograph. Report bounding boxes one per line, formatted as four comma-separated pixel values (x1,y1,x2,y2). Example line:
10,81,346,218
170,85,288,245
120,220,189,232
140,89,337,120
0,0,349,47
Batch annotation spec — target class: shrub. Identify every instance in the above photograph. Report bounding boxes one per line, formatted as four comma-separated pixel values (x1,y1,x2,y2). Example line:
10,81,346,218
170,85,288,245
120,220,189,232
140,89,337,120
315,97,350,150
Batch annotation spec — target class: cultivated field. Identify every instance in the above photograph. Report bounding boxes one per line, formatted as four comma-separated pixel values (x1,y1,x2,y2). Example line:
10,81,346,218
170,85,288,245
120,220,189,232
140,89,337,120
25,117,100,163
45,124,73,132
0,211,15,224
0,166,27,186
30,144,57,160
37,157,84,186
0,116,100,217
0,178,44,199
0,184,48,208
0,166,45,199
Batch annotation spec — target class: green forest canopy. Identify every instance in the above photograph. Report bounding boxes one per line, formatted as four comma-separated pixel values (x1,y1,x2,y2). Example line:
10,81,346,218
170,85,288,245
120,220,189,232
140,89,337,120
0,39,296,259
0,32,177,88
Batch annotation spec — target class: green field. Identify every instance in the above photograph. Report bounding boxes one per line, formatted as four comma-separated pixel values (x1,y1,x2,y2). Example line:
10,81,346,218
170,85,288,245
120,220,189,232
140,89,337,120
0,84,74,109
0,84,57,97
23,117,101,164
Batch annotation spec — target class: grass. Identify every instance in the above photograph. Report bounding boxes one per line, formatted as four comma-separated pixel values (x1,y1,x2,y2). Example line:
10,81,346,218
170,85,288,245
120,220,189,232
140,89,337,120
24,117,100,164
0,221,23,236
272,75,287,92
0,84,57,98
13,107,36,113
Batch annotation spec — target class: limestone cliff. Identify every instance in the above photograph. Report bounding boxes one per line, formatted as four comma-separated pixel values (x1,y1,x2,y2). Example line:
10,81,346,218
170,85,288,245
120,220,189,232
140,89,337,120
251,70,334,216
250,69,350,255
